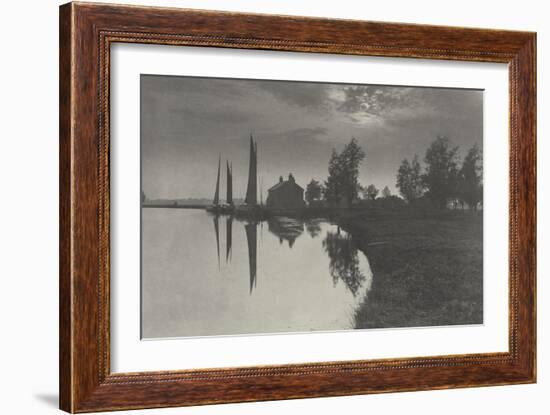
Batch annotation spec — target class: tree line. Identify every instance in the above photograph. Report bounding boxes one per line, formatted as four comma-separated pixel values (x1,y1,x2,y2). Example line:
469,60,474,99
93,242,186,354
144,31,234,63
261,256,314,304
305,136,483,210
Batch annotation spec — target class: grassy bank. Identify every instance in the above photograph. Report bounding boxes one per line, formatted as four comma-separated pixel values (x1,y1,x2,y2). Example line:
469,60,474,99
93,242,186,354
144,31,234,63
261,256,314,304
338,208,483,329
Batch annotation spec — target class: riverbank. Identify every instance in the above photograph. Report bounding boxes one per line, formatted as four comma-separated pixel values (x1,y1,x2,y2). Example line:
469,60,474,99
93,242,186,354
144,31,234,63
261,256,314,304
338,208,483,329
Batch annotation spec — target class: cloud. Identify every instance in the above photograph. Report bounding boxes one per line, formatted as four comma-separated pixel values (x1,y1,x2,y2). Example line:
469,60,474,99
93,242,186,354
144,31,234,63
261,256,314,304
336,86,414,116
257,81,332,112
170,105,253,125
333,85,483,128
269,127,329,141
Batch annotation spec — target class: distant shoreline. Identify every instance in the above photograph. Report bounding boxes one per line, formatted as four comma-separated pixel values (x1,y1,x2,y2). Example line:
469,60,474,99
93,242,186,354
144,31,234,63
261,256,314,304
141,203,482,218
142,204,207,209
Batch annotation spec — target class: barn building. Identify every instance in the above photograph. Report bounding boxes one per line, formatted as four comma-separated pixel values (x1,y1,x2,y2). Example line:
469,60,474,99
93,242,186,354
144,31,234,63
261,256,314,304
266,174,305,209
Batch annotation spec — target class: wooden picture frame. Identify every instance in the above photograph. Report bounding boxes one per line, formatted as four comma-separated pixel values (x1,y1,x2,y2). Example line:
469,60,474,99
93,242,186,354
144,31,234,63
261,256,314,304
59,2,536,412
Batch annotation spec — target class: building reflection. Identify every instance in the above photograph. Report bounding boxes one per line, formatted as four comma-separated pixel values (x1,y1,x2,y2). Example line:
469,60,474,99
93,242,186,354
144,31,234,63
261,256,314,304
211,214,371,299
305,220,322,238
267,217,304,248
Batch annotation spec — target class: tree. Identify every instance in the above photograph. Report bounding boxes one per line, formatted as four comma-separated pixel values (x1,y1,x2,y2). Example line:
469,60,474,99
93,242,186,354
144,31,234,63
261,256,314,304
381,186,392,198
397,159,412,200
305,179,323,204
396,154,424,203
410,155,424,199
363,184,379,200
339,137,366,206
458,144,483,210
324,138,366,207
323,149,342,205
422,136,460,208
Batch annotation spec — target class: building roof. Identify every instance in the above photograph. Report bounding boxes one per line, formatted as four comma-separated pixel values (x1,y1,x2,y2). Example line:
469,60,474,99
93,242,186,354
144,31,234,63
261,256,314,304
268,174,303,192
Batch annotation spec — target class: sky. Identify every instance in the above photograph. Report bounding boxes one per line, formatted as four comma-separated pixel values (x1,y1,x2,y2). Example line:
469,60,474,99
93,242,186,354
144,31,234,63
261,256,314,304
140,75,482,200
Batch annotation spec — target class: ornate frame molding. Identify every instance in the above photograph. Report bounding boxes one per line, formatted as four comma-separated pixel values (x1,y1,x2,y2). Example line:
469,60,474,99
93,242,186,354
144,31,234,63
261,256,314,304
60,2,536,412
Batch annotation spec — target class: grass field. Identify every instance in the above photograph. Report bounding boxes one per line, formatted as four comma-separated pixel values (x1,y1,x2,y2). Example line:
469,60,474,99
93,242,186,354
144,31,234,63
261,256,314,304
338,208,483,329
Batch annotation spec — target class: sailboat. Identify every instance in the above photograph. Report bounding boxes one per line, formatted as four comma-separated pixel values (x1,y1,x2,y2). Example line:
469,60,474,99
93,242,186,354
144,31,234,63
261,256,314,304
224,161,235,213
244,135,257,206
235,134,266,219
206,156,235,214
206,155,221,213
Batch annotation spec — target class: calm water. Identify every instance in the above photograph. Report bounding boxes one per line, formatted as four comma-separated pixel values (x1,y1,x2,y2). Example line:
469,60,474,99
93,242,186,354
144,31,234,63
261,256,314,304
141,208,373,338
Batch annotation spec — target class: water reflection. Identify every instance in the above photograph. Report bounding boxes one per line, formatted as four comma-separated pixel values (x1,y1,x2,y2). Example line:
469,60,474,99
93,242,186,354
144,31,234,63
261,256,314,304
305,220,322,238
267,217,304,248
212,214,372,297
244,222,258,294
322,228,368,297
225,216,233,262
213,215,220,267
142,209,374,338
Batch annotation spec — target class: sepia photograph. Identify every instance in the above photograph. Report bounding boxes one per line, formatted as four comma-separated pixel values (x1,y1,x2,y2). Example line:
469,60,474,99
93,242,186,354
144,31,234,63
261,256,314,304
140,74,484,339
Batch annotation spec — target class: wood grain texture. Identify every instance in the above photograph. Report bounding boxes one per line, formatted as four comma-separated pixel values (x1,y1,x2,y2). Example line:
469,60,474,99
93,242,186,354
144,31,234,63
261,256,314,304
59,3,73,411
59,2,536,413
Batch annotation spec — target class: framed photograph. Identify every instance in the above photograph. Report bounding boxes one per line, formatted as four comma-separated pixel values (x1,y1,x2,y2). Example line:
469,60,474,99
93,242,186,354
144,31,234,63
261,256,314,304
59,2,536,412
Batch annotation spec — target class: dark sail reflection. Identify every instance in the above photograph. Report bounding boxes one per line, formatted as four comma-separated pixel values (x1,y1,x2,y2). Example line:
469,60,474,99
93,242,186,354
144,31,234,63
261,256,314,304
226,215,233,262
213,215,220,267
267,217,304,248
210,213,371,299
322,228,366,297
245,222,258,294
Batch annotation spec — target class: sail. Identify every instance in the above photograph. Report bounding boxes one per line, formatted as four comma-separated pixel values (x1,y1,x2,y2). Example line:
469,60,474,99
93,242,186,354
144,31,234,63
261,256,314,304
245,222,258,294
253,141,258,205
244,135,257,205
259,176,263,206
226,161,233,205
213,155,221,205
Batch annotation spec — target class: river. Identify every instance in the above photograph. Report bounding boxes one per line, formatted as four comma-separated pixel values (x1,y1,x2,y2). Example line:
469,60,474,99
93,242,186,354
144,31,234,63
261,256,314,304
141,208,373,338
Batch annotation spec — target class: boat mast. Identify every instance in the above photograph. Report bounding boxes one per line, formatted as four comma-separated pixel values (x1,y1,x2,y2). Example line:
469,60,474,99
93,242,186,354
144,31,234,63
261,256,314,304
213,155,220,205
